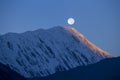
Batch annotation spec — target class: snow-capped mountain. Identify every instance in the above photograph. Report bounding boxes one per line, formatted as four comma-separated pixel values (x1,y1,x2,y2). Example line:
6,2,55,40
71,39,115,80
0,26,111,78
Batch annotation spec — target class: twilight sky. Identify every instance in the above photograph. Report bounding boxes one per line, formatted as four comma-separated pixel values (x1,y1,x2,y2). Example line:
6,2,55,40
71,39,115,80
0,0,120,56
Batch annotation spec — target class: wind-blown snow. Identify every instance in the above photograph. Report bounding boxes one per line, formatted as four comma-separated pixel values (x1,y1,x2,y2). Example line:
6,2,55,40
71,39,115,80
0,26,112,78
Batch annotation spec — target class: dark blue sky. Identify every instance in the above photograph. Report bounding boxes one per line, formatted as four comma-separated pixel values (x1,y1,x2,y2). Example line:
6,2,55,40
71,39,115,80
0,0,120,56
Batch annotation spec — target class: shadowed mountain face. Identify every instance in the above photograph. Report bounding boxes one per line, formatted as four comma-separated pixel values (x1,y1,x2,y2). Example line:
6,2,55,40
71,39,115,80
0,26,111,78
30,57,120,80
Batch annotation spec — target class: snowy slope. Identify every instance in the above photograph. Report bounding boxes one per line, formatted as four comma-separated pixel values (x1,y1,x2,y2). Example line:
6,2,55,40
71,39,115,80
0,26,111,78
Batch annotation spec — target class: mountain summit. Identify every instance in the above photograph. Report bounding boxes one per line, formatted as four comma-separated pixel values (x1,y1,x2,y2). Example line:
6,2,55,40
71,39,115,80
0,26,111,78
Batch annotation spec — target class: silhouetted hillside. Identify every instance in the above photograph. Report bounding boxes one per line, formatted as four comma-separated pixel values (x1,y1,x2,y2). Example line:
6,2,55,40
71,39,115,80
0,63,26,80
30,57,120,80
0,57,119,80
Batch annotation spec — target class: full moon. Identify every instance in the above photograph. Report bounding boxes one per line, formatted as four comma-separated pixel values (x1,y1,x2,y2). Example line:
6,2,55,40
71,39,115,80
67,18,75,25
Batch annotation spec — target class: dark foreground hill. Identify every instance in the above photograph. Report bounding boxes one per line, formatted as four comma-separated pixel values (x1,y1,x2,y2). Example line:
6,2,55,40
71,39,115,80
30,57,120,80
0,63,26,80
0,57,120,80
